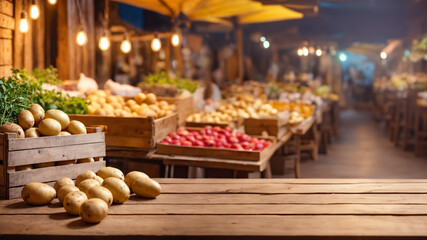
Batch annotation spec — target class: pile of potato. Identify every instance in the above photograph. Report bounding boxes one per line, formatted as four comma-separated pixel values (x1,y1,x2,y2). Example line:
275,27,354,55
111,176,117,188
0,104,87,139
21,167,161,223
271,102,314,125
186,99,279,124
87,90,176,118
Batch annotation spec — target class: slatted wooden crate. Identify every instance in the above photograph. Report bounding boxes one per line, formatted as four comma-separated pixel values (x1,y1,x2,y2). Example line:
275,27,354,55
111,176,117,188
185,118,244,131
156,136,276,162
158,95,193,126
70,113,178,150
0,127,106,199
244,111,289,138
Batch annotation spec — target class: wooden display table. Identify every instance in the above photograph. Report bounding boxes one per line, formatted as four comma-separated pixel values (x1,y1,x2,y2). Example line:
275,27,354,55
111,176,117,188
152,131,292,178
2,178,427,239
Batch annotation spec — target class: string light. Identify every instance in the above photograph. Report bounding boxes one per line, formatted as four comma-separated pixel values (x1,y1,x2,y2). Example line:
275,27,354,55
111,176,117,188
260,36,266,42
316,49,322,56
76,27,87,46
19,11,29,33
98,31,110,51
302,47,309,56
297,48,303,56
48,0,57,4
263,40,270,49
380,51,387,60
30,0,39,19
151,34,161,52
121,35,132,53
171,33,180,47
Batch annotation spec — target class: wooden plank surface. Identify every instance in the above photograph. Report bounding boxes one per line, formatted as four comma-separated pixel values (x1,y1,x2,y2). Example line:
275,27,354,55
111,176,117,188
290,116,315,135
2,179,427,239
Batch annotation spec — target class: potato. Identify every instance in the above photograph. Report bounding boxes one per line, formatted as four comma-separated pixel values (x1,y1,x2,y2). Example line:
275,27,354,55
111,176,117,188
78,179,100,193
57,185,79,203
135,93,146,104
58,131,71,136
68,120,87,134
25,127,40,138
16,165,33,171
77,157,94,163
86,186,113,206
75,170,97,186
132,178,161,198
97,167,124,180
21,182,56,205
45,109,70,130
18,110,35,130
38,118,61,136
95,175,104,185
101,177,130,204
0,122,25,138
125,171,149,191
29,104,45,125
56,159,77,166
145,93,157,104
79,198,109,223
63,191,87,215
35,161,55,168
54,177,74,193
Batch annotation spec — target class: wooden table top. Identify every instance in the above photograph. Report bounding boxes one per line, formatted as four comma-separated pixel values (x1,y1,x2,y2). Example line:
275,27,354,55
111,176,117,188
2,178,427,239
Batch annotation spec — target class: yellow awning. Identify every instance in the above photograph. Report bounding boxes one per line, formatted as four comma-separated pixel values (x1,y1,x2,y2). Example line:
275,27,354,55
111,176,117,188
238,5,303,24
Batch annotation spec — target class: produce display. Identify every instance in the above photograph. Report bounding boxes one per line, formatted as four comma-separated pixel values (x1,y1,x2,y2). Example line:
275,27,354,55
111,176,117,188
0,105,87,138
186,99,279,124
160,127,271,151
21,168,161,224
0,67,88,125
272,102,314,125
86,90,176,118
138,71,198,97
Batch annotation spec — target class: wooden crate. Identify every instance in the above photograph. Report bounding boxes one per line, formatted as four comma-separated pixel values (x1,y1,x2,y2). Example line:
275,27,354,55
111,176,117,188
244,111,289,138
70,113,178,150
158,95,193,126
0,127,106,199
156,137,276,162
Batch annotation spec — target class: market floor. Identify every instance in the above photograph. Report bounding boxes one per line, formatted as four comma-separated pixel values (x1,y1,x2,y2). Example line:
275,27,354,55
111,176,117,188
282,109,427,179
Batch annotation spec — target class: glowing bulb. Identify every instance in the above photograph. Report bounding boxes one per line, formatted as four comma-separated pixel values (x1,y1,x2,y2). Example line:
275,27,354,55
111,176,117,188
48,0,57,4
302,47,309,56
30,4,39,19
380,51,387,60
151,37,161,52
19,12,29,33
316,49,322,56
339,53,347,62
121,39,131,53
76,30,87,46
171,33,180,47
99,36,110,51
263,41,270,49
260,36,266,42
297,48,303,56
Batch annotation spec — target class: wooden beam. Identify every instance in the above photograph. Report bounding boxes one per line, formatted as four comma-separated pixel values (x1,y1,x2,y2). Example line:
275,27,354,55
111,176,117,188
234,23,244,84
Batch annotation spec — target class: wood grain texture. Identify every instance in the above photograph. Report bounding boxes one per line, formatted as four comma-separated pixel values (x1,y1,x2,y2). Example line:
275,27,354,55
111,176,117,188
291,116,315,135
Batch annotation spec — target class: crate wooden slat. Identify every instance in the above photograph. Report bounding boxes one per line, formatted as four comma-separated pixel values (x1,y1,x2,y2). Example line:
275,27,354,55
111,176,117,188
185,118,244,130
70,113,178,149
244,111,289,138
158,95,193,126
0,127,106,199
156,138,276,162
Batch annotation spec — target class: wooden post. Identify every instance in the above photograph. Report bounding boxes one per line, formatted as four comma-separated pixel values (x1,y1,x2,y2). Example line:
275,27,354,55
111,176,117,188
173,39,183,76
234,19,244,84
57,0,95,80
0,0,13,77
164,36,171,73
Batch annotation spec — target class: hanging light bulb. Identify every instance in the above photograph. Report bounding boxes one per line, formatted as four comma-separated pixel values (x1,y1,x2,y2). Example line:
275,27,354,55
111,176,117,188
19,11,29,33
316,49,322,57
48,0,57,5
380,51,387,60
30,0,40,19
98,30,110,51
171,33,180,47
297,48,303,56
302,47,309,56
120,35,132,53
76,27,87,46
151,34,161,52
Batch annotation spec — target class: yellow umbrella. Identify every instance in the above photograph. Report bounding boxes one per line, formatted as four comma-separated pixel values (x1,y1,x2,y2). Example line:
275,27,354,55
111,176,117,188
238,5,303,24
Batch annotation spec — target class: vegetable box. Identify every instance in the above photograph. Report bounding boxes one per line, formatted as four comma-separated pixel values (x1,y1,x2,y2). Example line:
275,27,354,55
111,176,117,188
69,113,178,150
0,127,106,199
185,118,244,131
244,111,290,138
157,95,193,126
